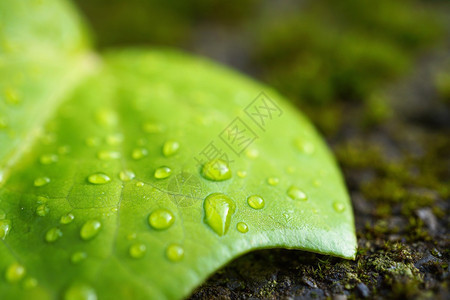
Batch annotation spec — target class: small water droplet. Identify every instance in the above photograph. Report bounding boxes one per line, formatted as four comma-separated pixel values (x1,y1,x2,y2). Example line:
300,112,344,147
148,209,174,230
201,159,231,181
106,133,123,146
287,186,307,201
5,262,26,283
131,148,148,160
34,176,50,187
245,148,259,159
87,173,110,185
247,195,265,209
237,170,247,178
97,150,120,161
58,145,70,155
36,204,49,216
129,243,146,259
267,177,279,186
64,283,97,300
80,220,101,240
45,227,62,243
0,219,11,240
126,233,137,240
71,252,87,264
135,181,144,187
333,201,345,213
236,222,249,233
60,213,75,224
286,166,295,174
166,244,184,262
119,170,135,182
39,154,58,165
142,122,164,133
313,179,322,187
162,140,180,157
294,139,315,155
154,166,172,179
22,277,38,289
204,193,236,236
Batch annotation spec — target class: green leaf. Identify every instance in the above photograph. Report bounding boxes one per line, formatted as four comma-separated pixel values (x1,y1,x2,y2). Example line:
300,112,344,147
0,0,356,299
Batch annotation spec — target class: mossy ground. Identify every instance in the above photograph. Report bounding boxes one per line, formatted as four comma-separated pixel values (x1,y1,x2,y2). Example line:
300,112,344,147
74,0,450,298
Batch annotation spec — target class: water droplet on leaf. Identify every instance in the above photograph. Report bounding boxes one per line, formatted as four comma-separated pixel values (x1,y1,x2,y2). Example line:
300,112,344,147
119,170,135,181
204,193,236,236
131,148,148,160
0,219,11,240
36,204,49,216
287,186,307,201
247,195,265,209
22,277,38,289
97,150,120,160
166,244,184,262
237,222,249,233
34,176,50,187
60,213,75,224
71,252,87,264
39,154,58,165
80,220,101,240
333,201,345,213
148,209,174,230
237,170,247,178
64,283,97,300
267,177,279,186
129,243,146,259
201,159,231,181
162,140,180,157
45,227,62,243
87,173,110,185
5,262,26,283
154,166,172,179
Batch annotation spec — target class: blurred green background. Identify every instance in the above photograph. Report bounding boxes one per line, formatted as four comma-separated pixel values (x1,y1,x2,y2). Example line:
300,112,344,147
73,0,449,136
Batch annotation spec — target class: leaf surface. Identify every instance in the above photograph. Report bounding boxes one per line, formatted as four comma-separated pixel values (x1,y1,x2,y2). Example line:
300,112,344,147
0,1,356,299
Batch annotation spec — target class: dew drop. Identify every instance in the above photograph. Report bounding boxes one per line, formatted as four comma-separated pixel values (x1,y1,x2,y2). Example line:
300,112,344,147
237,170,247,178
64,283,97,300
154,166,172,179
87,173,110,185
22,277,38,289
166,244,184,262
135,181,145,187
80,220,101,240
58,145,70,155
333,201,345,213
142,122,164,133
287,186,307,201
36,204,49,216
85,137,100,147
5,262,26,283
294,139,315,155
286,166,295,174
106,133,123,146
129,243,146,259
97,150,120,161
313,179,322,187
247,195,265,209
131,148,148,160
119,170,135,182
0,219,11,240
148,209,174,230
39,154,58,165
236,222,249,233
95,109,117,128
245,148,259,159
162,140,180,157
126,233,137,240
60,213,75,224
45,227,62,243
204,193,236,236
201,159,231,181
34,176,50,187
71,252,87,264
267,177,279,186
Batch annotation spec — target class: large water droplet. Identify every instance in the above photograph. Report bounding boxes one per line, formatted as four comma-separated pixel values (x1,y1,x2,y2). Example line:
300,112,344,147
148,209,174,230
333,201,345,213
45,227,62,243
60,213,75,224
287,186,307,201
36,204,49,217
87,173,110,185
71,252,87,264
5,262,26,283
201,159,231,181
236,222,249,233
131,148,148,160
129,243,146,259
166,244,184,262
119,170,135,182
34,176,50,187
97,150,120,161
39,154,58,165
267,177,279,186
0,219,11,240
64,283,97,300
204,193,236,236
154,166,172,179
80,220,101,240
162,140,180,157
247,195,265,209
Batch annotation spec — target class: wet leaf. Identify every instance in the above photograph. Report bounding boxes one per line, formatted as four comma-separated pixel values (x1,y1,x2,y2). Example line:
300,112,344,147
0,0,356,299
